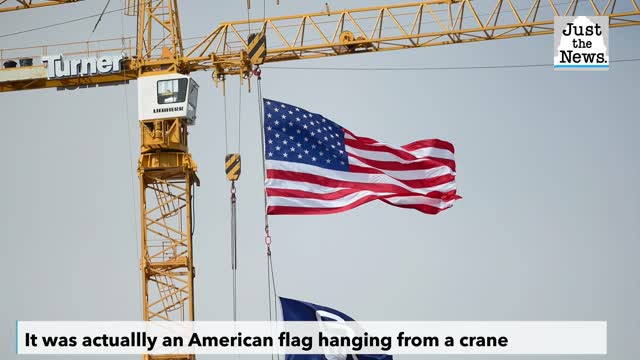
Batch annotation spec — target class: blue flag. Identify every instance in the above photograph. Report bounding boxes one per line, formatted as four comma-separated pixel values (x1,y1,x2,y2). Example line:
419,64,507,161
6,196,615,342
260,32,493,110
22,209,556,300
280,297,392,360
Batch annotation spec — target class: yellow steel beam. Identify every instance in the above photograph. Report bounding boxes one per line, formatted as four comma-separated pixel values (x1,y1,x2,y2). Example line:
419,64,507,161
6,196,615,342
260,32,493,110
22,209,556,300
0,0,81,13
134,0,183,75
184,0,640,76
1,0,639,92
0,69,137,92
139,166,197,360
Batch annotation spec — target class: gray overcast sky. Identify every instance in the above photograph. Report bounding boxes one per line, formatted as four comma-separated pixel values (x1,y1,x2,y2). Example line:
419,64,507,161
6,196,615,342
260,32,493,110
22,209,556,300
1,1,639,359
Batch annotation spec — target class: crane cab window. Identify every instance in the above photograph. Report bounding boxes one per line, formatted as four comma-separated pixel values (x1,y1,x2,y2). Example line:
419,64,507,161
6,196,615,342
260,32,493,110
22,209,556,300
157,78,188,104
188,80,198,113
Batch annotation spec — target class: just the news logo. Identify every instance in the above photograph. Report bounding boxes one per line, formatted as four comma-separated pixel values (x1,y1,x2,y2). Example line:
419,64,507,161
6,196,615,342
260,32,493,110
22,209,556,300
554,16,609,71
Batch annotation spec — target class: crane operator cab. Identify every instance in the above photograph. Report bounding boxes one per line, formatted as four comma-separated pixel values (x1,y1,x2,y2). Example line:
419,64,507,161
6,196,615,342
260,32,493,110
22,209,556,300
137,74,199,155
138,73,199,125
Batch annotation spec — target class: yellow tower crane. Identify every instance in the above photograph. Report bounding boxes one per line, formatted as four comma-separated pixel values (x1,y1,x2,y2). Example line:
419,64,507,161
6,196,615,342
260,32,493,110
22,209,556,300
1,1,639,360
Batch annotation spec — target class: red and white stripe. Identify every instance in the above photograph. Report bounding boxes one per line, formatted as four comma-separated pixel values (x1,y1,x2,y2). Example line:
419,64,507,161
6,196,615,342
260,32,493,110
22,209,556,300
266,129,460,215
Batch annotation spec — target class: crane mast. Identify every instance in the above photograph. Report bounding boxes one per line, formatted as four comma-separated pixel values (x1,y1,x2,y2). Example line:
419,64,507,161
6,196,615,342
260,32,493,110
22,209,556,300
132,3,196,360
132,0,184,74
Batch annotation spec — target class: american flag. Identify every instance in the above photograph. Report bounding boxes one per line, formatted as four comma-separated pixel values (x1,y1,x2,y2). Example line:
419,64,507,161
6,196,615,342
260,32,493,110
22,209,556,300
263,99,460,215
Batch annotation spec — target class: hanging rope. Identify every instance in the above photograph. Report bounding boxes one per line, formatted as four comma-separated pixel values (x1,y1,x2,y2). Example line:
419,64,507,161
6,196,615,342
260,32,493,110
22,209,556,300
91,0,112,35
256,71,280,360
224,74,242,326
246,0,252,35
224,92,229,153
238,77,243,153
119,0,141,321
222,19,244,321
267,246,279,320
266,242,280,359
230,181,238,322
256,68,268,230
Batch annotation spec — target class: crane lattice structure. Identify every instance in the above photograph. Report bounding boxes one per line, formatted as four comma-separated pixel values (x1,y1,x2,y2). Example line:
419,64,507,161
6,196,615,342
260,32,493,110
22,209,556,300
2,0,639,92
0,0,80,13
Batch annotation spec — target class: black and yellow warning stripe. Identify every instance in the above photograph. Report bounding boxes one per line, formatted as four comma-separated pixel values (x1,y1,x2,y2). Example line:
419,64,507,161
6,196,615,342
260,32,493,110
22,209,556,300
247,32,266,65
225,153,241,181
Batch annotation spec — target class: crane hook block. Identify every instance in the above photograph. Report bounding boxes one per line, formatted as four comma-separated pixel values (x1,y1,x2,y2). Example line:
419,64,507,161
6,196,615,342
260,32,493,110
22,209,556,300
247,32,267,65
225,153,241,181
